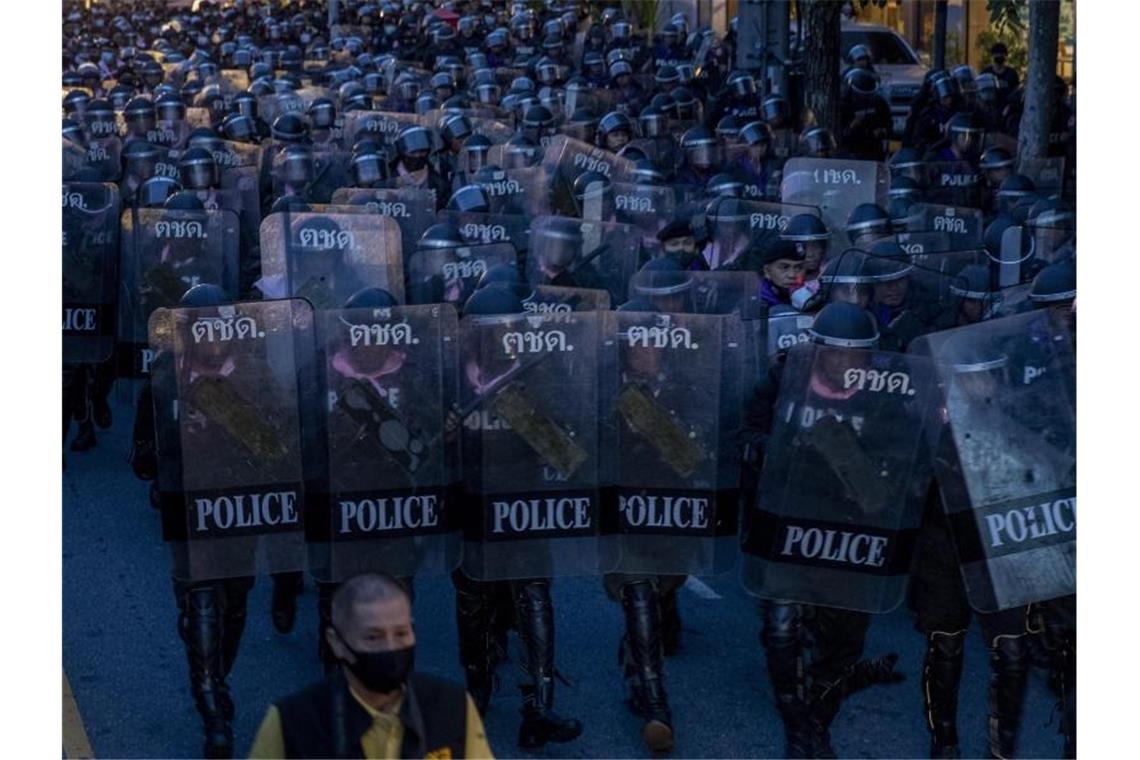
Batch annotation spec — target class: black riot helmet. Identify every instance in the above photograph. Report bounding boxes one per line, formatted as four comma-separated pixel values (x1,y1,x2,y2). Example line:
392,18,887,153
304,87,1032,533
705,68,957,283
221,113,258,143
464,285,525,316
395,125,432,160
741,120,773,149
279,143,315,186
945,112,984,160
799,126,837,158
121,138,162,179
845,203,891,244
415,94,442,115
681,125,720,170
982,215,1015,259
477,262,524,290
1028,258,1076,305
979,146,1015,172
344,287,399,310
706,173,745,198
844,67,878,98
573,170,614,218
63,89,92,116
138,176,182,207
503,134,541,169
932,72,960,103
417,223,466,252
888,176,923,202
638,105,669,138
847,43,873,68
671,86,698,120
1027,197,1076,231
124,95,157,133
447,184,492,213
651,92,677,119
633,257,693,311
179,283,229,307
715,114,744,143
598,110,633,150
461,133,493,172
632,158,666,185
308,98,337,130
164,191,205,212
761,94,789,125
809,301,880,348
782,213,830,243
62,117,86,145
441,113,474,146
177,146,219,189
272,112,310,143
995,174,1037,208
889,146,924,177
522,105,556,139
655,64,680,89
728,70,757,99
350,149,387,186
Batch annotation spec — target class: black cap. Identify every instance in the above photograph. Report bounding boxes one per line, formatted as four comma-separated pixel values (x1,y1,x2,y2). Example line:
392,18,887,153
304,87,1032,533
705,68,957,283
657,219,694,242
762,238,806,266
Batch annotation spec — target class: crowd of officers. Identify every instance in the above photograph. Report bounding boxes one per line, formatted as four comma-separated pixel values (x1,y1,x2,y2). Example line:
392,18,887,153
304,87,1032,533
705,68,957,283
62,1,1076,759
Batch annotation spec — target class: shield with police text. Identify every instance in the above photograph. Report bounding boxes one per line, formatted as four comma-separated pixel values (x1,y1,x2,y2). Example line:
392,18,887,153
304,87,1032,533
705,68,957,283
601,311,744,575
343,110,426,150
438,209,530,256
118,207,241,378
780,158,889,251
612,182,677,239
147,298,317,582
527,216,644,306
700,198,821,269
764,308,816,362
258,212,405,309
459,310,604,580
407,239,518,309
519,284,612,314
629,269,763,320
923,160,983,208
331,186,436,260
540,135,637,217
1018,157,1065,199
475,166,552,218
310,303,461,580
911,203,984,250
740,342,938,612
63,182,120,363
912,312,1076,611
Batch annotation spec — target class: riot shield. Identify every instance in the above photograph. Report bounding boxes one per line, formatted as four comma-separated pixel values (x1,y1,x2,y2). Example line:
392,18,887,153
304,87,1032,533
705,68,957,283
310,303,461,580
84,137,123,182
309,146,352,204
740,343,939,612
892,231,953,258
911,203,984,250
330,187,436,260
526,216,644,306
780,158,889,250
540,135,637,217
601,311,744,575
520,284,611,314
613,182,677,239
459,311,604,580
996,224,1074,287
700,198,822,269
257,92,306,126
473,167,551,217
912,311,1076,611
1018,157,1065,199
406,239,517,308
258,212,405,309
148,299,316,582
628,270,763,320
63,182,120,363
437,209,530,254
764,308,816,360
343,110,426,150
923,160,983,208
118,207,240,379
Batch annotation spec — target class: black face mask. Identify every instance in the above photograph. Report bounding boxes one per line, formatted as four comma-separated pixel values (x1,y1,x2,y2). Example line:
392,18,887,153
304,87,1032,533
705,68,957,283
335,629,415,694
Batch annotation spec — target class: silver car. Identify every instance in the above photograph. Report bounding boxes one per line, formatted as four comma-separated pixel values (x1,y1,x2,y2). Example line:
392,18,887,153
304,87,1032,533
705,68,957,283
839,23,929,137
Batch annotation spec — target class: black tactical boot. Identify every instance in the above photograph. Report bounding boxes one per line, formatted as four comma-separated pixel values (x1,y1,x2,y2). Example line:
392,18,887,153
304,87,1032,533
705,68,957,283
270,571,303,634
92,392,112,429
812,653,905,759
455,579,505,714
986,635,1029,759
620,582,674,752
761,604,813,758
179,586,233,759
923,631,966,758
218,580,251,721
515,581,582,749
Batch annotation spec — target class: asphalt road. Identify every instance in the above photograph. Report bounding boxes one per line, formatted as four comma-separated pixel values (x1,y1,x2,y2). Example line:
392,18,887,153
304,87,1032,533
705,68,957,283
63,397,1065,759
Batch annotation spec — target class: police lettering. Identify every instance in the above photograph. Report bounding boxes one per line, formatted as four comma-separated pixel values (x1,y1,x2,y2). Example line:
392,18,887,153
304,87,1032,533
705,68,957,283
983,497,1076,548
193,491,299,532
780,525,889,568
619,494,709,531
63,308,98,332
491,497,592,533
338,495,439,535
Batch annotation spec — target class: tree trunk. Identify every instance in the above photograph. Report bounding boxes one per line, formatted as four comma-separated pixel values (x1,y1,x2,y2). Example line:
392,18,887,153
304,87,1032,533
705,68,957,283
802,0,842,134
932,0,948,70
1018,0,1061,164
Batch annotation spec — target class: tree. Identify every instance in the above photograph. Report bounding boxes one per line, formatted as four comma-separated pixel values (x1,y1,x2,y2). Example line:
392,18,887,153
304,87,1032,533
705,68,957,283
801,0,842,134
1017,0,1061,164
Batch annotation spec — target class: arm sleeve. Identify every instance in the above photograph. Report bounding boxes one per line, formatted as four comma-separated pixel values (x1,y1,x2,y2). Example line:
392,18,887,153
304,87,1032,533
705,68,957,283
463,694,494,759
248,705,287,760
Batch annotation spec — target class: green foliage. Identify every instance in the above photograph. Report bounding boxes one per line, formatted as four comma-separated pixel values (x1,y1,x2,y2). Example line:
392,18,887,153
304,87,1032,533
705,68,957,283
975,26,1029,76
986,0,1028,33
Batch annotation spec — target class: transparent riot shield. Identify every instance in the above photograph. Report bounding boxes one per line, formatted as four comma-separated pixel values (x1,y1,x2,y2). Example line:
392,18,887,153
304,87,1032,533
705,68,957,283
258,212,405,309
425,109,514,144
892,231,953,258
520,284,611,314
740,343,939,612
406,240,517,309
343,110,426,150
330,187,436,260
118,207,240,379
601,311,744,575
699,198,822,269
473,167,551,218
764,308,816,361
527,216,644,306
459,311,604,580
437,209,530,254
310,303,461,581
923,160,983,208
996,224,1075,287
1018,157,1065,199
540,135,637,217
148,299,317,582
911,203,984,250
309,146,352,204
629,270,763,320
780,158,889,250
63,182,120,363
83,136,123,182
912,311,1076,611
613,182,677,239
257,92,306,126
